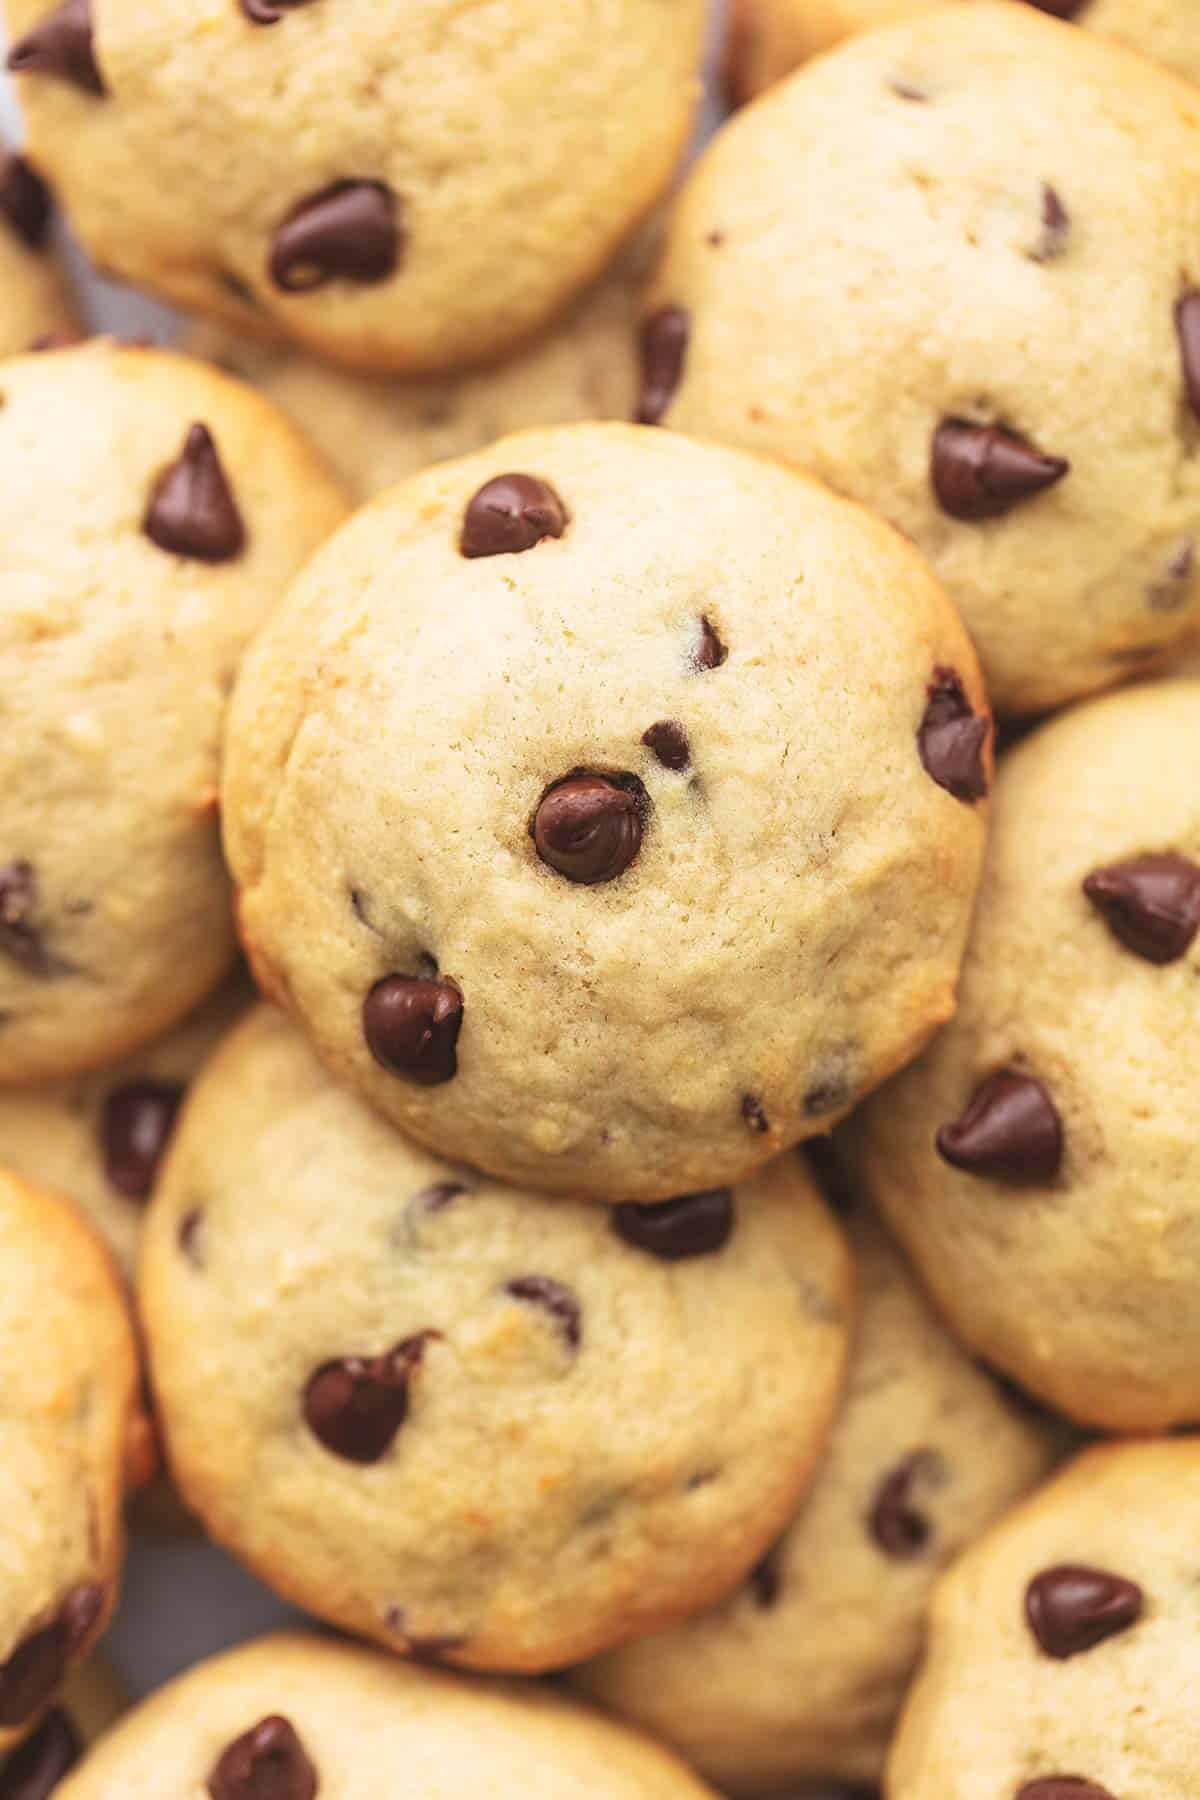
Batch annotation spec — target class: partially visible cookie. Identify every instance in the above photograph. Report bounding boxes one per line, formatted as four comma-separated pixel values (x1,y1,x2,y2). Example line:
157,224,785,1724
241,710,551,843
57,1631,719,1798
0,151,76,355
0,1657,126,1793
0,1170,141,1761
890,1439,1200,1798
142,1005,852,1672
575,1203,1062,1793
0,339,346,1084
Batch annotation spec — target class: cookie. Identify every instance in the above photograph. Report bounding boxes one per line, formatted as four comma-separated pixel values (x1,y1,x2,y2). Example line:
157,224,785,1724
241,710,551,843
0,151,76,355
0,339,346,1084
575,1202,1061,1793
647,3,1200,715
848,679,1200,1431
57,1630,719,1797
0,1169,141,1762
889,1438,1200,1798
0,1657,126,1794
141,1005,852,1672
222,421,988,1201
8,0,703,374
0,967,249,1273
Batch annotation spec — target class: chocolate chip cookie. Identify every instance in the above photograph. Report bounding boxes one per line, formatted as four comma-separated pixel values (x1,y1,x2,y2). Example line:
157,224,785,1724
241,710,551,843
8,0,703,374
0,150,76,355
141,1005,852,1672
57,1630,719,1798
575,1202,1062,1793
0,339,346,1084
223,421,988,1200
0,1169,142,1763
649,2,1200,713
849,678,1200,1431
889,1439,1200,1798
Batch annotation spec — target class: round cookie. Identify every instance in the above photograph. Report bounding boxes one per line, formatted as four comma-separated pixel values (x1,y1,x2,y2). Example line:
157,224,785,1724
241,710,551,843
575,1202,1062,1793
0,1169,141,1762
848,679,1200,1432
0,1657,126,1793
7,0,704,375
57,1630,719,1798
646,3,1200,715
0,967,249,1273
141,1005,852,1672
0,339,346,1085
222,421,989,1201
0,151,76,355
889,1438,1200,1799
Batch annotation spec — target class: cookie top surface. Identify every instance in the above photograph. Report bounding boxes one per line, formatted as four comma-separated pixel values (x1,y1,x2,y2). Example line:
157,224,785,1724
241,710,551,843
141,1005,852,1672
576,1205,1061,1792
650,2,1200,713
0,1170,141,1759
223,421,988,1201
0,339,346,1082
0,152,77,356
850,678,1200,1431
10,0,703,373
58,1631,719,1798
889,1438,1200,1800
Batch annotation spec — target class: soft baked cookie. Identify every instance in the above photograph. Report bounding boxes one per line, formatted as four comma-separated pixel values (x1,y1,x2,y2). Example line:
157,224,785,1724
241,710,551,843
0,1656,126,1794
57,1631,719,1798
141,1005,852,1672
0,1169,141,1762
186,264,641,502
0,968,249,1273
890,1438,1200,1798
0,150,76,355
223,422,989,1201
848,679,1200,1432
0,339,346,1084
575,1202,1061,1793
7,0,703,374
648,3,1200,714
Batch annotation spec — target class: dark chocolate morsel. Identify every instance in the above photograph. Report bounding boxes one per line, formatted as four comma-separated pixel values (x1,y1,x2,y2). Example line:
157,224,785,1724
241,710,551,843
143,423,246,562
641,720,690,771
207,1714,318,1800
740,1093,769,1133
459,473,566,559
303,1333,435,1463
1025,1565,1143,1659
636,305,689,425
869,1451,939,1558
918,667,990,803
1031,184,1070,262
8,0,105,94
362,975,462,1085
0,155,52,250
269,181,398,291
932,419,1068,520
532,773,644,885
1177,290,1200,421
936,1068,1063,1184
100,1079,185,1201
239,0,314,22
0,861,51,976
1016,1783,1114,1800
1020,0,1087,14
612,1189,734,1261
1083,850,1200,964
0,1706,82,1799
0,1586,103,1728
692,615,727,671
503,1275,582,1350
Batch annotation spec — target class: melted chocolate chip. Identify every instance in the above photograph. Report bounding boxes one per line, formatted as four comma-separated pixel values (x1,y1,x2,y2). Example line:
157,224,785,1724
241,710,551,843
748,1550,780,1608
239,0,314,21
269,181,398,291
0,155,51,250
1083,851,1200,964
207,1715,317,1800
1021,0,1087,14
931,419,1069,520
0,1706,81,1799
741,1093,769,1133
936,1068,1063,1184
1031,184,1070,262
1017,1783,1114,1800
641,720,690,771
692,616,727,671
1025,1565,1143,1659
382,1609,466,1661
143,424,245,562
636,306,689,425
1176,291,1200,420
362,975,462,1085
459,473,567,559
0,862,50,976
918,667,990,803
303,1333,435,1463
612,1189,734,1261
178,1207,206,1267
0,1587,102,1729
532,773,644,885
100,1079,184,1200
503,1275,582,1350
7,0,104,94
869,1451,941,1558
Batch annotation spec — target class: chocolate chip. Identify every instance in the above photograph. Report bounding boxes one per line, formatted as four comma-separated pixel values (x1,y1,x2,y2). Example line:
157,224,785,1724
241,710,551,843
382,1610,466,1661
931,419,1069,520
1083,851,1200,964
178,1207,206,1267
1025,1565,1142,1659
1021,0,1088,16
1148,537,1195,611
7,0,104,93
641,720,690,771
869,1451,940,1558
207,1715,317,1800
889,79,928,102
918,667,990,803
936,1068,1063,1183
411,1181,466,1213
1030,184,1070,262
0,155,51,250
269,181,398,291
741,1093,769,1133
239,0,313,21
532,773,644,885
1175,290,1200,421
362,975,462,1085
503,1275,582,1350
612,1189,734,1261
1017,1783,1114,1800
143,423,245,562
0,1587,103,1728
691,616,727,671
748,1549,780,1608
0,862,50,976
303,1333,435,1463
636,305,689,426
459,473,567,559
100,1079,184,1201
0,1707,81,1799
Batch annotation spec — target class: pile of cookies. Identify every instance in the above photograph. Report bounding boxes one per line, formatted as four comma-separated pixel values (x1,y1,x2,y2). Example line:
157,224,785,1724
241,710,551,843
1,0,1199,1793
